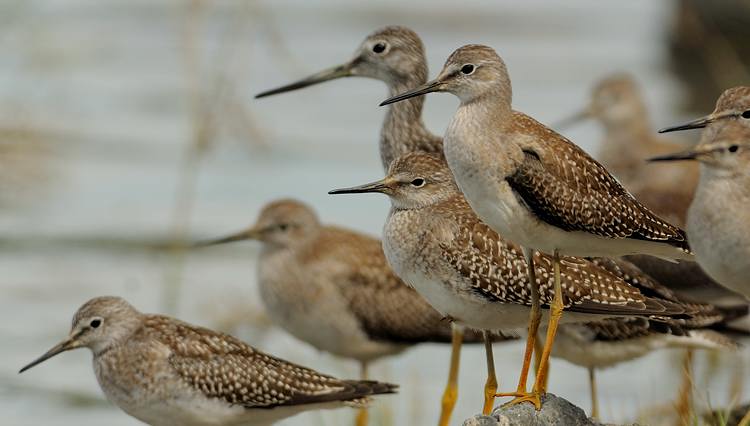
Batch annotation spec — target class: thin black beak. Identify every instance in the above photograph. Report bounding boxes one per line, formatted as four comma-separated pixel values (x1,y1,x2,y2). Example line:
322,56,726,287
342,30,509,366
255,62,354,99
659,115,716,133
553,108,592,130
194,228,261,248
380,80,443,106
19,337,80,373
647,150,699,162
328,179,391,195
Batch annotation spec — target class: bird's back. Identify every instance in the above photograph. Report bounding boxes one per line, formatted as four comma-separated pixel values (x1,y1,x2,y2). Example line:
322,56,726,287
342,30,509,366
505,111,691,256
96,315,397,426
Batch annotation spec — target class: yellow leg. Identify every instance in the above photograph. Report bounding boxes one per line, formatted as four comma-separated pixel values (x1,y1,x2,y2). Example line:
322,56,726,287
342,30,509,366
534,337,550,390
533,335,543,376
356,361,369,426
495,247,543,409
438,324,463,426
483,330,498,415
589,367,599,420
674,349,693,425
529,250,565,406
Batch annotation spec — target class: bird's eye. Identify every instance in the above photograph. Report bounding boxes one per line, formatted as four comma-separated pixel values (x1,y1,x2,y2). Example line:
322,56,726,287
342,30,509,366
728,145,739,153
278,224,289,231
742,110,750,119
460,64,475,75
90,319,101,328
410,178,425,187
372,43,386,54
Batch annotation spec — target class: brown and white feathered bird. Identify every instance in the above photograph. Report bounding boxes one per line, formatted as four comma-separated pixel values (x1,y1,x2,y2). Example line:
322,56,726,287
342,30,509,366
198,198,507,376
19,296,397,426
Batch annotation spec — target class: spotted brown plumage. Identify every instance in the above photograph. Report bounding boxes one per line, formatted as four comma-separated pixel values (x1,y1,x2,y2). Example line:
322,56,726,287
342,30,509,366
379,44,697,405
432,188,689,318
557,73,699,228
144,315,396,409
506,113,690,251
20,297,397,426
199,199,506,371
331,152,702,353
253,28,498,425
331,151,711,412
587,257,725,327
300,223,480,345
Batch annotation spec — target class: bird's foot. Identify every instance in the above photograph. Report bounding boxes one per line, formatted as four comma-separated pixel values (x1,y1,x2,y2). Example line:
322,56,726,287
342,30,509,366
495,391,543,411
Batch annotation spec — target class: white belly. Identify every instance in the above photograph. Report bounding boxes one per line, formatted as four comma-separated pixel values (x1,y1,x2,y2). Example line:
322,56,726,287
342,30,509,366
399,267,531,332
258,256,403,362
119,394,251,426
259,278,402,362
96,350,348,426
122,396,345,426
550,325,660,369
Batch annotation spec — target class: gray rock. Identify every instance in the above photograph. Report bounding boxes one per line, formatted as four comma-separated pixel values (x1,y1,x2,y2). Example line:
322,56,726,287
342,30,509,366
463,415,500,426
463,394,639,426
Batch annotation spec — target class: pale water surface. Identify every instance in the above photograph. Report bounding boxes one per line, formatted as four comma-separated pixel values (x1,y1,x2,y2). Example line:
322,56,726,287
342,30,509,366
0,1,744,425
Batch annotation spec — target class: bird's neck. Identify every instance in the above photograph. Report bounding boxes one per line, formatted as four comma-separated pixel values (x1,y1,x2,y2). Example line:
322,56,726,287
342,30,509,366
689,167,750,237
599,113,654,167
380,78,440,170
447,95,514,155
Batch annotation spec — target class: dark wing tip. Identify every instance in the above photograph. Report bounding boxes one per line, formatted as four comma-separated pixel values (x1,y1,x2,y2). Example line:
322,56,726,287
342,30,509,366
347,380,399,397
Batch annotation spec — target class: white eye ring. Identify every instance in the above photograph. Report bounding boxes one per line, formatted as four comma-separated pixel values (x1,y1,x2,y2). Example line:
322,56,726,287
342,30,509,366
410,178,425,187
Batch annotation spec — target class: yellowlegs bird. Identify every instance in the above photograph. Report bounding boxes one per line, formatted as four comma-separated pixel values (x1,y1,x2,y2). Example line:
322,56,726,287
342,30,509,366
256,26,464,424
330,152,696,413
556,74,745,422
651,86,750,300
556,73,698,226
380,45,693,408
559,75,742,317
19,296,397,426
198,198,512,425
256,26,442,168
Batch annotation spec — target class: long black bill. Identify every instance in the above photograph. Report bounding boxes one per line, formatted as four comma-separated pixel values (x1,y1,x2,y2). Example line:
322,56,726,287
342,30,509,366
328,179,390,195
380,80,443,106
19,337,79,373
647,150,699,162
193,229,260,248
255,62,353,99
658,115,714,133
552,108,591,130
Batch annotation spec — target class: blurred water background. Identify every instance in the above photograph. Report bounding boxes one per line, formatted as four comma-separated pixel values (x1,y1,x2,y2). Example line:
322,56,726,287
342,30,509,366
0,1,746,425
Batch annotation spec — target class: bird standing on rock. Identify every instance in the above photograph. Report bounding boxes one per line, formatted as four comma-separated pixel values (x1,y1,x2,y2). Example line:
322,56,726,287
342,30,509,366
380,45,693,409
